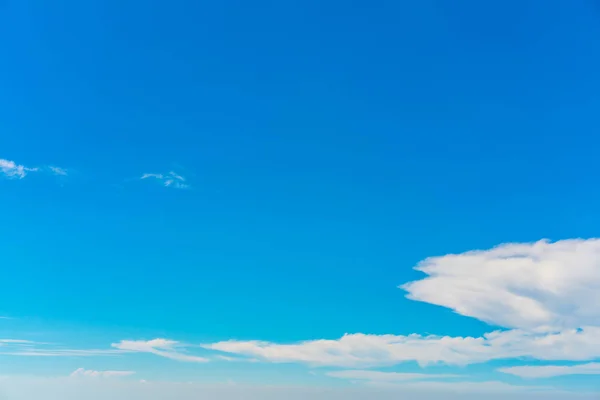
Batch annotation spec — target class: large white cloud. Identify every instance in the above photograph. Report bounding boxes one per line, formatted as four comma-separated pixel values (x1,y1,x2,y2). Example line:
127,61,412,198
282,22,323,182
7,238,600,385
401,239,600,330
199,240,600,367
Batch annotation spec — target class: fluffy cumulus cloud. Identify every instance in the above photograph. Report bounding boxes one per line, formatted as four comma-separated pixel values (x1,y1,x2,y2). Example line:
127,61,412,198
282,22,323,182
141,172,189,189
498,363,600,379
112,339,208,363
70,368,135,378
0,158,37,178
401,239,600,331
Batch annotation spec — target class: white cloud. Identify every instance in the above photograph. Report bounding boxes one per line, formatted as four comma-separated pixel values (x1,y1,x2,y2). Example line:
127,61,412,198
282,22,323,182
141,171,189,189
498,363,600,379
49,166,68,176
0,339,124,357
327,370,460,382
141,173,163,179
198,239,600,368
0,158,69,179
8,239,592,373
0,339,36,344
5,349,124,357
112,339,208,363
201,327,600,368
401,239,600,331
5,238,600,390
0,158,37,179
70,368,135,378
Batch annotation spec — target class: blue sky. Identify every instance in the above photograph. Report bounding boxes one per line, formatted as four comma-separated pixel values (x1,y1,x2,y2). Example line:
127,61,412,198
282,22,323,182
2,0,600,398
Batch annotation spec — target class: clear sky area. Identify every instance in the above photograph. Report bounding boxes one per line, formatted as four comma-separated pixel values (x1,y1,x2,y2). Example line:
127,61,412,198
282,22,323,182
2,1,600,399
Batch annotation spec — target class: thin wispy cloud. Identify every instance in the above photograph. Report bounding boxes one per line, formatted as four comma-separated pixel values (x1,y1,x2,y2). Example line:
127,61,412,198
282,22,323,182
361,380,551,394
498,363,600,379
1,158,68,180
327,370,461,382
140,171,189,189
5,349,125,357
0,339,123,357
0,339,37,344
48,166,68,176
112,339,208,363
70,368,135,378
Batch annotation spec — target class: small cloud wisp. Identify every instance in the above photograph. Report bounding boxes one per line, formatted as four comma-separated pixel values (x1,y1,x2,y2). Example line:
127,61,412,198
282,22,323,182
112,339,208,363
70,368,135,378
141,171,189,189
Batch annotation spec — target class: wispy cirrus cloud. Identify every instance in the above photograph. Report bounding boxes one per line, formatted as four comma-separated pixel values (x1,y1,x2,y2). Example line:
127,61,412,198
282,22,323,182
0,339,36,344
325,371,550,396
0,158,68,179
327,370,461,382
5,349,124,357
361,379,552,394
0,339,123,357
499,363,600,379
140,171,189,189
70,368,135,378
112,339,208,363
49,166,68,176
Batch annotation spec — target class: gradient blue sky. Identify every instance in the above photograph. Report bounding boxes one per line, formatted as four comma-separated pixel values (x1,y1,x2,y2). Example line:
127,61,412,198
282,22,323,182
2,0,600,398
